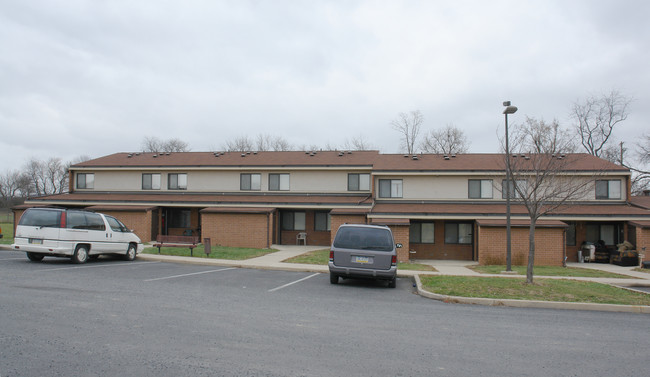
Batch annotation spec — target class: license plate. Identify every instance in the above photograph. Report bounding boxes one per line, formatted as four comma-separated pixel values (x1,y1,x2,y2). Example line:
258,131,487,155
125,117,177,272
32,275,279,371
353,256,372,264
29,238,43,245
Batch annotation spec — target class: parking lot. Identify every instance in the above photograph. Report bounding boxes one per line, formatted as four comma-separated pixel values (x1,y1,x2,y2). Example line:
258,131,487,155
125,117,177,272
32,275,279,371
1,248,649,376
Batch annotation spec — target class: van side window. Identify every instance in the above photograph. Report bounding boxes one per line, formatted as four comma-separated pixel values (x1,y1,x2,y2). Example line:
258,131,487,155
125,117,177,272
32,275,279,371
19,209,61,228
106,216,126,232
67,212,106,231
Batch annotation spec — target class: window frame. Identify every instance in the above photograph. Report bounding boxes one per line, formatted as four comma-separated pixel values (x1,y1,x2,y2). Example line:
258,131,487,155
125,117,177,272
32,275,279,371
409,222,435,244
444,222,473,244
168,173,188,190
595,180,621,199
76,173,94,189
501,179,527,199
269,173,290,191
142,173,161,190
240,173,262,191
314,211,331,231
468,179,493,199
282,211,306,231
348,173,370,191
378,179,403,198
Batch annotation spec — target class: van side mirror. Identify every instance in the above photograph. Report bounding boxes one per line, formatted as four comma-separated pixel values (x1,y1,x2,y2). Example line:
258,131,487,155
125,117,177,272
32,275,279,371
396,243,403,248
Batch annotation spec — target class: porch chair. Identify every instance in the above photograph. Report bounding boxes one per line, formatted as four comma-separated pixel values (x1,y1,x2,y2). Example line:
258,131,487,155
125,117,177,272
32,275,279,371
296,232,307,245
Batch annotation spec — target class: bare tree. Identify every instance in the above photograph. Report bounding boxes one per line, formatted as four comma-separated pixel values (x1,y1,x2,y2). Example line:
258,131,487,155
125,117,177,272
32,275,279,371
142,137,190,153
24,159,46,196
507,117,594,284
224,136,255,152
0,170,31,207
572,90,632,157
255,134,293,151
391,110,423,154
44,158,68,194
420,124,470,154
342,135,374,151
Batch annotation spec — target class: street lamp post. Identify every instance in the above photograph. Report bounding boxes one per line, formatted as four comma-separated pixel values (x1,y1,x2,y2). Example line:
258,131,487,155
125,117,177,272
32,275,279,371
503,101,518,272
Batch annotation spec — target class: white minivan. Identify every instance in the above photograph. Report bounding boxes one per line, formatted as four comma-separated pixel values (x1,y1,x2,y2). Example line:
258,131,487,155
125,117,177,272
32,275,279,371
12,208,144,263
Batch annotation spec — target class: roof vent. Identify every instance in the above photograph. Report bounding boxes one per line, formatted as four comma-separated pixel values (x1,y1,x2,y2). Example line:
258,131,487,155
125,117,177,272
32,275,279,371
525,156,530,160
451,154,456,158
127,154,133,158
412,155,419,160
241,153,246,157
305,151,310,154
309,152,315,156
560,153,566,158
347,151,352,154
338,152,344,157
253,151,258,155
153,154,158,158
444,156,450,160
135,152,140,156
403,155,409,158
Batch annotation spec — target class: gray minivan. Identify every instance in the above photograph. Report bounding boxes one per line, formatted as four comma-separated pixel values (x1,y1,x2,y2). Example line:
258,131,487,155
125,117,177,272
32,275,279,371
12,208,144,263
328,224,400,288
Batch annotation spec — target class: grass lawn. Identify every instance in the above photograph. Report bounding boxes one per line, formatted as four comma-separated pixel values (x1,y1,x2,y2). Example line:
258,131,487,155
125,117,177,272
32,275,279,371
143,245,276,260
282,249,437,271
420,276,650,306
469,264,634,279
0,222,14,245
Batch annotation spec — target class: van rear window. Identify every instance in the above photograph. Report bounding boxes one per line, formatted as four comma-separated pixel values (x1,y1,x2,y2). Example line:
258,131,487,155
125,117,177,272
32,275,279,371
333,227,394,251
19,209,61,228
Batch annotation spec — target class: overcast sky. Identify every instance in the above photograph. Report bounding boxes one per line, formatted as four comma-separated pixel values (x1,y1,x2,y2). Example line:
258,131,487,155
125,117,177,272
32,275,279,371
1,0,648,172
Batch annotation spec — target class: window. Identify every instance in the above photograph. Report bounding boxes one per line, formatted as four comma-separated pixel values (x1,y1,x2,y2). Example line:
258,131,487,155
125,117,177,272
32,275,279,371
410,222,435,243
282,211,305,231
314,212,331,231
586,223,621,245
67,211,105,231
379,179,403,198
167,209,191,228
468,179,493,199
595,180,621,199
168,173,187,190
445,222,472,244
269,174,290,191
240,173,261,191
76,173,94,189
106,216,128,232
348,173,370,191
566,222,576,246
501,179,527,199
142,173,161,190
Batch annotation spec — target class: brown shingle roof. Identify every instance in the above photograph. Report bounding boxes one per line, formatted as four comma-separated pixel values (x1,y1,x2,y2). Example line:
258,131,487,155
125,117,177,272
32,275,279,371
72,151,628,173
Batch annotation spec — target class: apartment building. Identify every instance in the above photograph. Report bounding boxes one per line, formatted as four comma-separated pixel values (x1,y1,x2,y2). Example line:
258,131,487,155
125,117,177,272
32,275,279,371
15,150,650,266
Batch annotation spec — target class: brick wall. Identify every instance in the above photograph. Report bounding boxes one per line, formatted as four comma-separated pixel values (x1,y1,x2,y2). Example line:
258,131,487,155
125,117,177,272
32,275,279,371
478,226,565,266
280,210,331,246
201,212,271,249
100,210,153,242
409,220,473,260
387,224,410,262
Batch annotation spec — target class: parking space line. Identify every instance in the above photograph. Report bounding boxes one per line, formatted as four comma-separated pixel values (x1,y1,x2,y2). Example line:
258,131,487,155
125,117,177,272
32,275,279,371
0,258,26,261
43,261,160,272
268,273,320,292
144,267,237,282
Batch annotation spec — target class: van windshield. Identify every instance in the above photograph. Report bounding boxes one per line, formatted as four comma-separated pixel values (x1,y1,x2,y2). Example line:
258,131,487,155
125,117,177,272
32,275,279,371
333,227,394,251
19,209,61,228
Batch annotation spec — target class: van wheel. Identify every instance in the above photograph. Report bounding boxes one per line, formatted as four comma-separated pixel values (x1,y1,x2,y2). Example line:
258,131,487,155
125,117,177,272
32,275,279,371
388,278,396,288
72,246,89,264
330,273,339,284
26,252,44,262
124,244,136,261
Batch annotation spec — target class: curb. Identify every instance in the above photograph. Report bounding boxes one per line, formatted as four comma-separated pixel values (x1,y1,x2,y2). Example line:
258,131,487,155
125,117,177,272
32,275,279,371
413,275,650,314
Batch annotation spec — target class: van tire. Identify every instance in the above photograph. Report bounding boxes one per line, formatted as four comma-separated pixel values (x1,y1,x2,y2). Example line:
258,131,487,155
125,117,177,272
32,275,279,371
124,244,137,261
388,277,396,288
26,252,44,262
72,245,89,264
330,273,339,284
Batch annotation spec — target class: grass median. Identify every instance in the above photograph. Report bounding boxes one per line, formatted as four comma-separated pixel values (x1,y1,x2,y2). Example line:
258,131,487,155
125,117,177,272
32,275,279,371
469,265,634,279
0,222,14,245
282,249,437,271
143,245,277,260
420,275,650,306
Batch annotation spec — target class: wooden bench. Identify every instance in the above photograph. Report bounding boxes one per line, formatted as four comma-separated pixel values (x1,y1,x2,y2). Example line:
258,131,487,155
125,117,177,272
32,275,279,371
154,235,200,256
